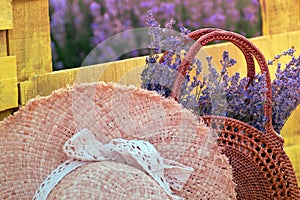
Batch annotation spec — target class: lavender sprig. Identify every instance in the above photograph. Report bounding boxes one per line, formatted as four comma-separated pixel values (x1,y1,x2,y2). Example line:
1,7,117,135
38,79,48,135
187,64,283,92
142,10,195,98
141,13,299,134
269,48,300,133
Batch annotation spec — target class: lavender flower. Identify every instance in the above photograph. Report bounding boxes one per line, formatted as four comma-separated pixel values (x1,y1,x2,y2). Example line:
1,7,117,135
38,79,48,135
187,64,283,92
141,12,190,98
269,49,300,132
141,14,300,134
50,0,261,70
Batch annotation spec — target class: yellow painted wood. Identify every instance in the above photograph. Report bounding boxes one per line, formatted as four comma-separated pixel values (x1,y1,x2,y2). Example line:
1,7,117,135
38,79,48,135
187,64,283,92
0,78,18,111
0,31,7,56
260,0,300,35
281,106,300,147
18,30,300,103
0,56,17,79
8,0,52,82
0,0,13,30
0,56,18,111
19,56,147,104
284,144,300,186
200,30,300,81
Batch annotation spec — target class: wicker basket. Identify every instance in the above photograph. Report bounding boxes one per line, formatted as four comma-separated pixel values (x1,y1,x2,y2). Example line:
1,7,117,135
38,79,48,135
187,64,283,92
170,29,300,199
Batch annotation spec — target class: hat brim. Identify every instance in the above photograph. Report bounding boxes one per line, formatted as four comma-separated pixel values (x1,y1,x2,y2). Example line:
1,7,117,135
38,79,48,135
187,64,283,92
0,82,236,199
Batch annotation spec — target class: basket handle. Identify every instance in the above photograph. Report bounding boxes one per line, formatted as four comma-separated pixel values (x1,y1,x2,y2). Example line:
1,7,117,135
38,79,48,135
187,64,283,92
159,28,256,83
170,30,277,137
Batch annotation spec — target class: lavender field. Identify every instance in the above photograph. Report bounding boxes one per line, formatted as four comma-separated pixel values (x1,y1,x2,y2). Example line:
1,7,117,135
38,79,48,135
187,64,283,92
49,0,261,70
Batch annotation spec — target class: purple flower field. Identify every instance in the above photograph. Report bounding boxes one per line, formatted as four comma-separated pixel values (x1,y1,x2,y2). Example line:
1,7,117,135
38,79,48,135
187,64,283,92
49,0,261,70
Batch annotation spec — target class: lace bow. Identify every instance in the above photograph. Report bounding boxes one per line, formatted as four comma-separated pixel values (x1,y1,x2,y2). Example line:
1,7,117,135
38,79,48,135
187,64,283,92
34,128,194,199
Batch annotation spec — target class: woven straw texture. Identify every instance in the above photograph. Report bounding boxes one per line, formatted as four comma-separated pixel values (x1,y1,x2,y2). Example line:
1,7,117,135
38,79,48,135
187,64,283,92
48,161,170,199
171,28,300,199
0,82,236,199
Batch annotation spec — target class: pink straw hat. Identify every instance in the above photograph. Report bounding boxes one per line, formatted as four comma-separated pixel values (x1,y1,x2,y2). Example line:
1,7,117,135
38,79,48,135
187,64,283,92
0,82,236,199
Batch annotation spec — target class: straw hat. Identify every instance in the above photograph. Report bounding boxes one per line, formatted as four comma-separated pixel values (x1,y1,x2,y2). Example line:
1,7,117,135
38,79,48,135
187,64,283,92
0,82,236,199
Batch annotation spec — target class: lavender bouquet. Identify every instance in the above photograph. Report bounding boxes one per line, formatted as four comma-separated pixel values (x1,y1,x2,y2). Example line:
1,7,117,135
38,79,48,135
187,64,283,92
141,11,300,134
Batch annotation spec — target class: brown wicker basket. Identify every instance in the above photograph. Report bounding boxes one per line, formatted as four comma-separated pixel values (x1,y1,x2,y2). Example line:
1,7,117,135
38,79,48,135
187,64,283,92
170,29,300,199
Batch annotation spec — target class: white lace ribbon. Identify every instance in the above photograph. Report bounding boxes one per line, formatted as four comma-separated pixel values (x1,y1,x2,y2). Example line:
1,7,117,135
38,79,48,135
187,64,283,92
33,128,194,200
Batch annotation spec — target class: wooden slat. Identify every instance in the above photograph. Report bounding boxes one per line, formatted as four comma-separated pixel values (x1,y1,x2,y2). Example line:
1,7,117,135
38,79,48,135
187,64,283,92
0,56,18,111
19,30,300,103
0,0,13,30
283,113,300,187
0,31,8,56
8,0,52,82
197,30,300,81
0,78,18,111
0,56,17,79
260,0,300,35
19,56,147,104
281,106,300,147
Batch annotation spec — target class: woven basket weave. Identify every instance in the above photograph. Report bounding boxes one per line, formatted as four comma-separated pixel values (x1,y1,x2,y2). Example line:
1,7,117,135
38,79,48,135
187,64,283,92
0,82,236,199
170,28,300,199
